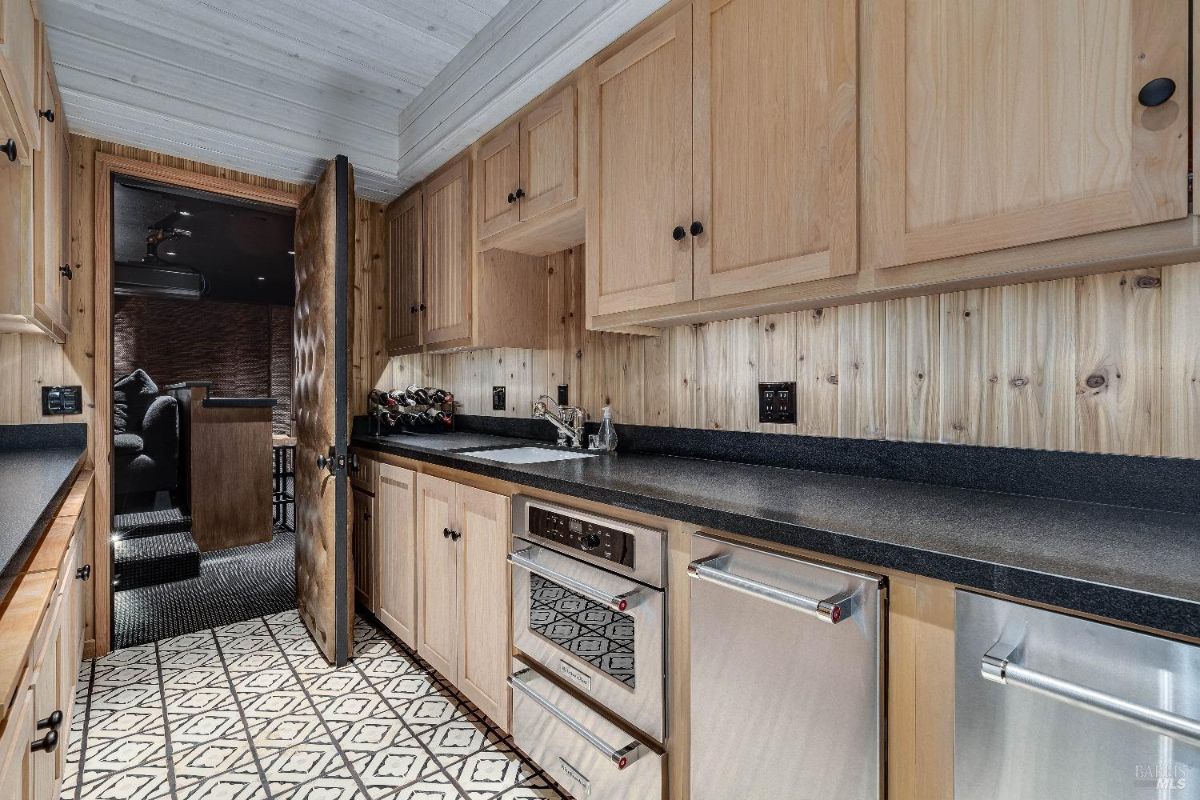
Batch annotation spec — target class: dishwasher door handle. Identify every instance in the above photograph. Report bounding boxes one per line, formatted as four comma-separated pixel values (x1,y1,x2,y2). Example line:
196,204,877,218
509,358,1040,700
981,639,1200,746
508,548,640,613
509,670,643,769
687,554,855,624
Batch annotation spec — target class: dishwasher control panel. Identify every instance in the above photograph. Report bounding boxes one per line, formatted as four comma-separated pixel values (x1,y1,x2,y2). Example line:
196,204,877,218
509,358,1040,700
527,505,635,570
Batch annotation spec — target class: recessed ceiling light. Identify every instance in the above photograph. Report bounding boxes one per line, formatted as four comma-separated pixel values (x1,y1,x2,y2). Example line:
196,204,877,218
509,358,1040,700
257,276,265,281
287,250,295,255
178,210,192,216
164,251,176,256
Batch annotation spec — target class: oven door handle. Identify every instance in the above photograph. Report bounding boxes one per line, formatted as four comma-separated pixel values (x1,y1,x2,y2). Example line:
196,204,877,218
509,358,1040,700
508,548,640,612
509,669,642,770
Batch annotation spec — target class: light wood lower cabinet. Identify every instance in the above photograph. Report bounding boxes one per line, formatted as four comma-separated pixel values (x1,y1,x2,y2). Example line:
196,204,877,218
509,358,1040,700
0,685,33,800
416,474,511,729
375,463,418,649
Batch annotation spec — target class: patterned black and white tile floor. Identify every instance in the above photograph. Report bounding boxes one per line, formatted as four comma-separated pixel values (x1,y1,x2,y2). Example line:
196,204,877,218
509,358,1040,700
64,611,568,800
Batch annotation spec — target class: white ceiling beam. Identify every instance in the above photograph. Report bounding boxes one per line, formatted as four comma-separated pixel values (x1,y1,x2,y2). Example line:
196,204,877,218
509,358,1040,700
394,0,670,189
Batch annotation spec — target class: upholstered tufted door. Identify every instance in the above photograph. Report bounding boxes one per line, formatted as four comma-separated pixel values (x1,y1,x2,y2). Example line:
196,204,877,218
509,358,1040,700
293,155,354,666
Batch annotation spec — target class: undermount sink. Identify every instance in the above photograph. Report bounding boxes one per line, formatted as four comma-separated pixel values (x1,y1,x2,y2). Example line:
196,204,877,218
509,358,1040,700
458,446,598,465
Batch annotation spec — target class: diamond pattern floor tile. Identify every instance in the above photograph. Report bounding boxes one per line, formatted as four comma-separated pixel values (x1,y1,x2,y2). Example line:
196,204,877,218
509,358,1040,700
69,614,565,800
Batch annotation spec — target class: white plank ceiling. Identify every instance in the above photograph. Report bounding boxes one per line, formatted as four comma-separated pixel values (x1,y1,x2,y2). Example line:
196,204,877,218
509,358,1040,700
40,0,668,202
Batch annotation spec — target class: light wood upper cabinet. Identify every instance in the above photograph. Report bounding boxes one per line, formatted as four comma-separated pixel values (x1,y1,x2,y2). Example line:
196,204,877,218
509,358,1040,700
477,121,521,240
586,8,694,318
519,86,577,222
32,31,70,342
0,0,40,154
416,474,459,679
692,0,857,298
385,188,422,354
422,156,473,347
454,484,510,729
376,463,417,649
861,0,1189,271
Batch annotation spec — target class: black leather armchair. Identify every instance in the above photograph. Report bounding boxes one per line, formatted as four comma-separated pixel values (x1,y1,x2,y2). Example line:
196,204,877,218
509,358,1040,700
113,369,179,498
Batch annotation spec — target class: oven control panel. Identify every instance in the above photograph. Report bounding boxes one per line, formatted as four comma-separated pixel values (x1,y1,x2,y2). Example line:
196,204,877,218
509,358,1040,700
527,506,635,570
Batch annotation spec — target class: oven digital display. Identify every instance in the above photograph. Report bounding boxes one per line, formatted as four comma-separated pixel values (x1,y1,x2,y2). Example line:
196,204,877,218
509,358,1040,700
527,506,636,570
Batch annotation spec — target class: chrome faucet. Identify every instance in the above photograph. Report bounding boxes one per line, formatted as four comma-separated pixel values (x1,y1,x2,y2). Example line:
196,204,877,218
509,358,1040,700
532,395,588,448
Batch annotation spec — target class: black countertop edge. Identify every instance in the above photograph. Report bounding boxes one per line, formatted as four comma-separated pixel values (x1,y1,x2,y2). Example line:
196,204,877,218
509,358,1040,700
352,434,1200,640
202,397,278,408
0,447,86,603
0,422,87,452
443,414,1200,515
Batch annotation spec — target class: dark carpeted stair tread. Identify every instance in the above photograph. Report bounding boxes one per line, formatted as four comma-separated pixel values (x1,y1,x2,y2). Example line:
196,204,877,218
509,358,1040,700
114,530,200,591
114,508,193,540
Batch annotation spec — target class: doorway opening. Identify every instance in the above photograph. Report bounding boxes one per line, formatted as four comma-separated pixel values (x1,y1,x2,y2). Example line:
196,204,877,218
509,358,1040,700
107,174,298,648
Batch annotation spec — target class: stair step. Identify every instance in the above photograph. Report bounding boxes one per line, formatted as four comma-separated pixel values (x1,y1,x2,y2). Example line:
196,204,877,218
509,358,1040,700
114,508,193,540
114,530,200,591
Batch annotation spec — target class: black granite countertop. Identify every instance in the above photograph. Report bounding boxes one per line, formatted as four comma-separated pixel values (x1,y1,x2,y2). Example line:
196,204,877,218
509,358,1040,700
353,431,1200,639
0,424,87,600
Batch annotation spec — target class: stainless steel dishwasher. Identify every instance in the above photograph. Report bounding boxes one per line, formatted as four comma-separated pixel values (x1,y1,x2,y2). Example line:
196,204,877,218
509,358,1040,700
956,591,1200,800
688,534,886,800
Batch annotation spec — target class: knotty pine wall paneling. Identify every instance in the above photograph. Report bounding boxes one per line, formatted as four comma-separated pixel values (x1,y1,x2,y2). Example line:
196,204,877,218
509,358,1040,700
377,246,1200,460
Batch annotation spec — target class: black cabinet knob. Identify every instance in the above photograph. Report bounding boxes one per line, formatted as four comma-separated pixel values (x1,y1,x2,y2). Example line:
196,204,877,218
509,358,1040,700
690,221,704,237
507,192,516,204
37,710,62,731
449,530,461,541
514,188,525,200
59,264,73,280
38,108,54,123
76,564,92,581
2,139,15,162
1138,77,1176,107
410,304,418,313
418,303,426,311
30,730,57,754
672,226,686,241
442,527,451,538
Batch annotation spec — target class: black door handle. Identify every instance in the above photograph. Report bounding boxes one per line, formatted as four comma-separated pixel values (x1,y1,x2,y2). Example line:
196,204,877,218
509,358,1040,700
2,139,16,162
672,226,686,241
690,221,704,237
30,730,58,754
1138,77,1176,107
76,564,92,581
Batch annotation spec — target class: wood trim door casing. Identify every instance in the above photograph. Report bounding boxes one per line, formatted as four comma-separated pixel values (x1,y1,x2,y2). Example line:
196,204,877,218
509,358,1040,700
691,0,857,299
586,8,694,320
386,189,423,354
518,85,578,223
477,122,521,240
92,151,299,656
860,0,1189,272
422,155,473,346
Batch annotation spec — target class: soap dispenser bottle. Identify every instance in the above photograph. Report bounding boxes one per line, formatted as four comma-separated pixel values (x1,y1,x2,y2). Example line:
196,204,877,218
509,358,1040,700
595,406,618,452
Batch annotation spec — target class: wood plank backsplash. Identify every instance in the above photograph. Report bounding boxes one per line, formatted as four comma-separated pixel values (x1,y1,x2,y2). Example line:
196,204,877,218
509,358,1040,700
378,246,1200,459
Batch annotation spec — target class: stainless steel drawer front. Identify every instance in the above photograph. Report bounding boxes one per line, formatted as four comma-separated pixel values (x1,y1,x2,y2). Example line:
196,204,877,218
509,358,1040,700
511,538,665,741
956,591,1200,800
688,535,884,800
510,661,663,800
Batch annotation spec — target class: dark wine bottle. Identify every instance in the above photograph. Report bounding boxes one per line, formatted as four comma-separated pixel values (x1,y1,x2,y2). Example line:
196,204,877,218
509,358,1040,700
406,384,431,405
389,389,416,407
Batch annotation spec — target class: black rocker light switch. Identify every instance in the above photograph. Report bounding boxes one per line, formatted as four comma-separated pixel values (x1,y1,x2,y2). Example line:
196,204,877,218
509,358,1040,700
758,382,797,424
42,385,83,416
492,386,507,410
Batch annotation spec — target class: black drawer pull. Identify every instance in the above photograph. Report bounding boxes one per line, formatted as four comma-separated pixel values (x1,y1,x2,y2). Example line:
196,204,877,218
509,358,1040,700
77,564,92,581
37,710,63,731
30,730,58,753
38,109,55,123
2,139,16,162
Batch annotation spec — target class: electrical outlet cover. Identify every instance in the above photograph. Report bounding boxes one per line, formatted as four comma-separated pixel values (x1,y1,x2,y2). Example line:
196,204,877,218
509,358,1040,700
492,386,507,410
758,382,797,424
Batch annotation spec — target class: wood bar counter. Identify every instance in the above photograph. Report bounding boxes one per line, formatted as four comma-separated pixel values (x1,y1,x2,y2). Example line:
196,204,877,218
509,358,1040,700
168,382,276,552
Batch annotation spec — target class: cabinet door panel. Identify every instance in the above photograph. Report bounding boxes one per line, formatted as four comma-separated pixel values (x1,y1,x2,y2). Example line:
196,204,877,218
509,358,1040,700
0,0,40,151
423,157,472,345
386,189,422,353
455,485,510,729
519,86,577,222
33,33,68,341
693,0,856,298
376,463,417,649
587,9,693,318
416,474,458,680
0,684,32,800
30,595,61,800
863,0,1188,270
478,122,520,239
352,487,375,613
